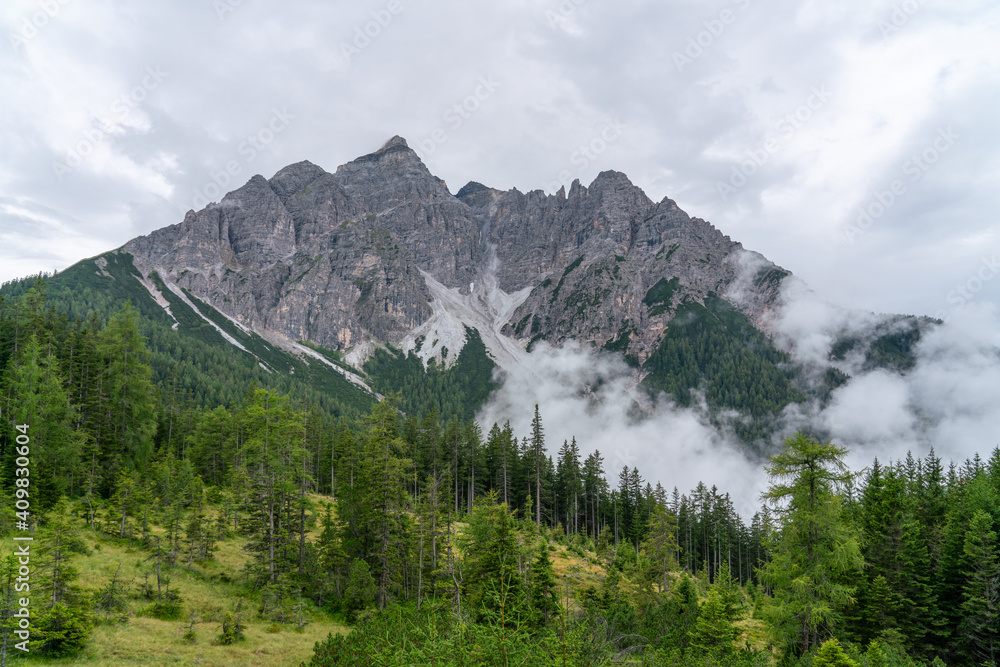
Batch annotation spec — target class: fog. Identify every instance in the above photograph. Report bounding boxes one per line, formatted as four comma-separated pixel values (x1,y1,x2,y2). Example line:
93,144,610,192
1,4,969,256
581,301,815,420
477,340,769,519
771,274,1000,476
475,255,1000,520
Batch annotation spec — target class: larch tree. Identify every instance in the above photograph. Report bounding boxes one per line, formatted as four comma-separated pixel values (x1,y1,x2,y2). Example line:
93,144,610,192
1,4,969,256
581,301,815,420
760,432,863,657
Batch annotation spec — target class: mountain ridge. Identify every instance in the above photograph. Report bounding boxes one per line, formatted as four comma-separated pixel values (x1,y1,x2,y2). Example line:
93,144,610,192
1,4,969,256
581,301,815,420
121,136,783,377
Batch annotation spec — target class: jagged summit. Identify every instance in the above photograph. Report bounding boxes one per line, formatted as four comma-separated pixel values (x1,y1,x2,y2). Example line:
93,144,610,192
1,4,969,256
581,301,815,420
379,135,410,151
455,181,498,209
121,137,789,370
269,160,327,202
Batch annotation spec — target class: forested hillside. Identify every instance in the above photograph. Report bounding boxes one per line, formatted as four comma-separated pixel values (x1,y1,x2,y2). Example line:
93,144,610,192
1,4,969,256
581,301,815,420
0,287,998,666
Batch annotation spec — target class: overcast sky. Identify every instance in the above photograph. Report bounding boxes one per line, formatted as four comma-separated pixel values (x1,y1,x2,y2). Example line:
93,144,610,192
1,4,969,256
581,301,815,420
2,0,998,321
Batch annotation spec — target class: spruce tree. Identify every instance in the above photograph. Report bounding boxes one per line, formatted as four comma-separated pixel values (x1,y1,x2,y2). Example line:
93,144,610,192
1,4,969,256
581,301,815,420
960,510,1000,665
689,588,738,653
96,303,157,491
3,335,84,511
530,405,545,527
528,543,559,624
812,638,859,667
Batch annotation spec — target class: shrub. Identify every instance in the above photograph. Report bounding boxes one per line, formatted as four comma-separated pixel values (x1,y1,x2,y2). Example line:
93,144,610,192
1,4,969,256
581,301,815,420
217,611,246,645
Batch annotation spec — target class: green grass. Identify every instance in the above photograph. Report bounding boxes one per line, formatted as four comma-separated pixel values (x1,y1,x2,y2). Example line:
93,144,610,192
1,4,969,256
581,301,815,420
4,506,347,666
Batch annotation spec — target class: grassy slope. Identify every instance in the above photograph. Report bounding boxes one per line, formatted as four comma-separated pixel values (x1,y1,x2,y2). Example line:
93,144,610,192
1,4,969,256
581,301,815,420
6,504,347,666
7,502,775,665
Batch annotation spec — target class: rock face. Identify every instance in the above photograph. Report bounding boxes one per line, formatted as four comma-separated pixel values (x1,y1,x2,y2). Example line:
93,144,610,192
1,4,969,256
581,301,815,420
123,136,788,367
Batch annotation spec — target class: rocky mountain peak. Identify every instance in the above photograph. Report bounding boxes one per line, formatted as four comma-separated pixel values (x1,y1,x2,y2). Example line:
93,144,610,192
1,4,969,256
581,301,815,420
268,160,327,203
121,137,788,371
456,181,499,210
378,135,410,152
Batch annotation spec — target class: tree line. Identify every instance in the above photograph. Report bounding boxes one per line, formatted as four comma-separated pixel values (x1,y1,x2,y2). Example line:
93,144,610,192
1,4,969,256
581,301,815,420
0,287,997,665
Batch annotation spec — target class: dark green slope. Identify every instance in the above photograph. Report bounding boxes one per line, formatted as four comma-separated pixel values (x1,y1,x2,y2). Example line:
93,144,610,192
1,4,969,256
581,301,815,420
0,250,501,421
0,251,375,416
638,293,933,446
363,326,499,421
641,294,804,444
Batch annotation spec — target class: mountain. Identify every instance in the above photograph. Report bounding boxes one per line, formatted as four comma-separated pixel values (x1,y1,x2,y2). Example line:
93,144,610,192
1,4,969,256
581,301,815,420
2,136,928,442
123,136,777,367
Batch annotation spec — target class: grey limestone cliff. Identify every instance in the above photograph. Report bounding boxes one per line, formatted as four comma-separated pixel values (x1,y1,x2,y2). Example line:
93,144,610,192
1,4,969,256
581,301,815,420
122,136,788,367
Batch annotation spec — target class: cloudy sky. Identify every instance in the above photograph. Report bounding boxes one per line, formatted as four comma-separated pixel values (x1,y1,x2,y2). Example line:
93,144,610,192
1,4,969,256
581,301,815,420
2,0,998,320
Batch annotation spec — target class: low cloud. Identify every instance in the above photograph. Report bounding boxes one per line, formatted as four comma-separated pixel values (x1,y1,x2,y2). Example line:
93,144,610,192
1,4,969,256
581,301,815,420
767,267,1000,474
478,260,1000,519
477,340,768,518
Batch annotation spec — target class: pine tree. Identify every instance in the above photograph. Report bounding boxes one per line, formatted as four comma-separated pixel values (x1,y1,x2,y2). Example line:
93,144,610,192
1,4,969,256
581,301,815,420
343,559,377,622
237,389,306,587
338,397,410,610
461,492,523,620
689,588,738,653
641,504,677,594
530,405,545,527
812,638,859,667
529,543,559,625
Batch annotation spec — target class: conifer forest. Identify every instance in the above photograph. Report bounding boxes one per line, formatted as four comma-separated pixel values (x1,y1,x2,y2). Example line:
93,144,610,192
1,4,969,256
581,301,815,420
1,284,998,666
